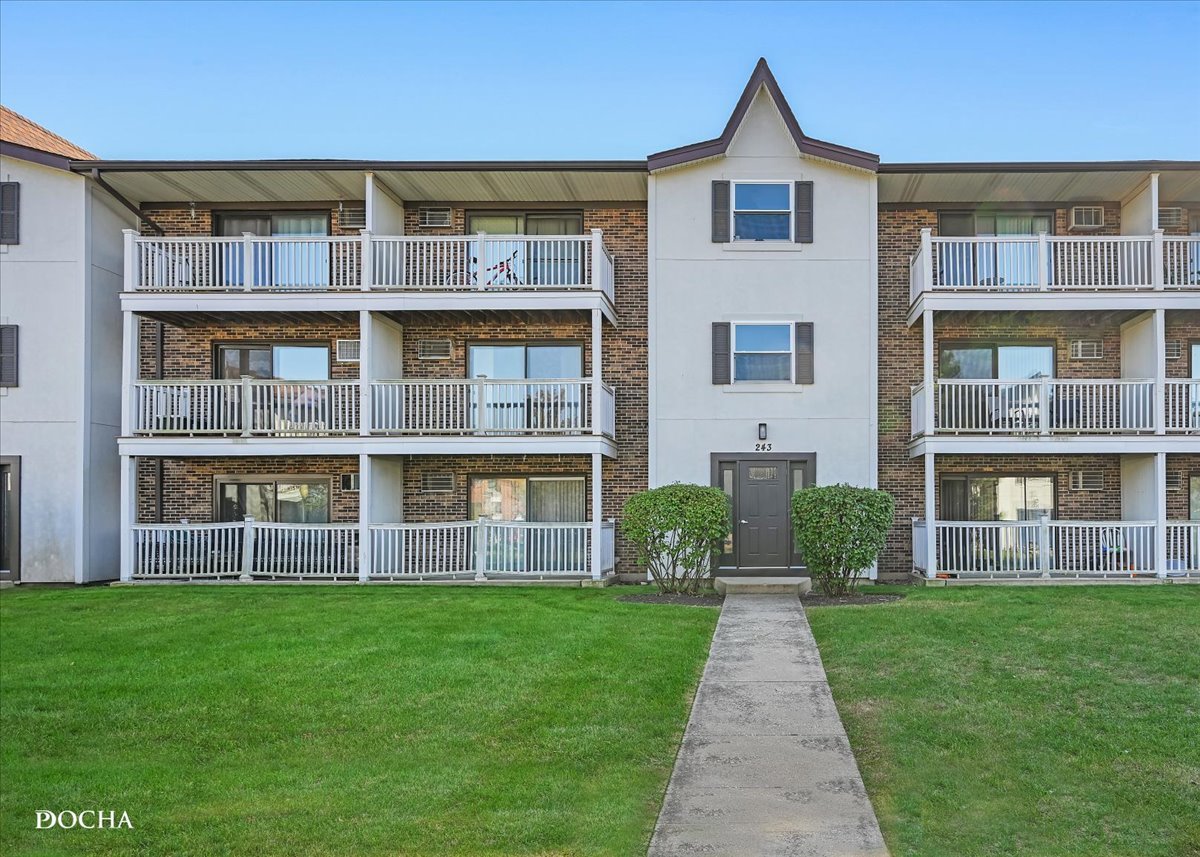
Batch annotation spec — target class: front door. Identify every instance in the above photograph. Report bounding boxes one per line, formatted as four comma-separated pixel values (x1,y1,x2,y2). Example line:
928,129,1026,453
736,460,790,569
0,458,19,582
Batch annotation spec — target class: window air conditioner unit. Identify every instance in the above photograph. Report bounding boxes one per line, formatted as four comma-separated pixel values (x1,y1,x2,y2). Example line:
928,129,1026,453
418,207,452,228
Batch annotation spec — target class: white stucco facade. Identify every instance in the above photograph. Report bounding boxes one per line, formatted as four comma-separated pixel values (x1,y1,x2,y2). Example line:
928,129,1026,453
0,152,135,582
648,85,878,568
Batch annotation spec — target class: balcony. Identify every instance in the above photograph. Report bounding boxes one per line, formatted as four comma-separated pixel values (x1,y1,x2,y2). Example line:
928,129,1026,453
912,518,1200,580
911,378,1200,437
124,231,615,305
130,518,616,581
131,378,616,439
908,231,1200,308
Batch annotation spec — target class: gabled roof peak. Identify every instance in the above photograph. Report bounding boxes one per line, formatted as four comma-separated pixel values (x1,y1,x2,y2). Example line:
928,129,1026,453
648,58,878,173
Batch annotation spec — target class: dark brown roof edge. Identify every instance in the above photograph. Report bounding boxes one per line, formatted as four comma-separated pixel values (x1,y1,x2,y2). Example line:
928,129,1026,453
2,140,72,171
879,160,1200,174
647,58,879,173
68,158,648,173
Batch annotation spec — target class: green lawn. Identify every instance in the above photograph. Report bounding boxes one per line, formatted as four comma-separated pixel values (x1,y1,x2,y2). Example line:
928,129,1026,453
807,586,1200,857
0,586,718,857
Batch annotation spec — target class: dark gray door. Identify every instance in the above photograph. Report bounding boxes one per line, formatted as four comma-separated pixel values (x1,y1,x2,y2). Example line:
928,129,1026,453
0,458,18,581
737,461,789,568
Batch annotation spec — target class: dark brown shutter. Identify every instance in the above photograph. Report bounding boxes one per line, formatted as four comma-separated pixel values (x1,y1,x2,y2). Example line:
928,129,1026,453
712,322,731,384
794,322,813,384
794,181,813,244
0,325,17,387
711,181,731,243
0,183,18,245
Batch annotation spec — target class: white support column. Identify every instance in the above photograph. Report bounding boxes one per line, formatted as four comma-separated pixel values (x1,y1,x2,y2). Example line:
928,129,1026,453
360,229,373,292
591,453,603,581
119,455,136,581
922,309,935,437
121,310,139,438
241,232,255,291
924,452,937,580
591,308,603,436
1036,231,1049,290
1151,229,1164,290
358,453,371,582
122,229,137,292
1155,452,1167,580
918,228,933,293
1153,309,1166,435
359,310,372,437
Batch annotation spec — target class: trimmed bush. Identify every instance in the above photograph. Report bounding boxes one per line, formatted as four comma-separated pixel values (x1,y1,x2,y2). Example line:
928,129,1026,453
791,484,894,596
621,484,730,594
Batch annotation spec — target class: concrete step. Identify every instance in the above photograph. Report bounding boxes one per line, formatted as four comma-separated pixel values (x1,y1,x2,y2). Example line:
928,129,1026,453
714,576,812,596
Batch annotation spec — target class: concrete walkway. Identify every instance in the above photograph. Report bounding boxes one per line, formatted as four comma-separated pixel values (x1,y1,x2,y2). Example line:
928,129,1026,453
649,594,888,856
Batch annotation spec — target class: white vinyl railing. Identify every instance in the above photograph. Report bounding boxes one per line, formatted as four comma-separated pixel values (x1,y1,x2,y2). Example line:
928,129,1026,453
370,379,610,436
251,523,359,578
925,378,1155,435
368,519,607,578
910,382,927,437
909,231,1199,301
1165,521,1200,576
911,518,928,573
925,518,1160,579
133,379,360,436
132,521,244,578
127,231,616,301
131,519,357,579
599,383,616,438
1165,380,1200,433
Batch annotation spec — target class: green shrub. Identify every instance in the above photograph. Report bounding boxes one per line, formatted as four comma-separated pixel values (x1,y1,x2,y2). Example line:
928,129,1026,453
621,484,730,594
791,484,894,596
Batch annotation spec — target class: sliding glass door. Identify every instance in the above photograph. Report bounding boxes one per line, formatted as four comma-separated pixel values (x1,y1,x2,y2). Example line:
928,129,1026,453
467,343,584,432
466,212,583,287
939,342,1055,430
217,213,330,289
940,212,1052,288
469,476,587,572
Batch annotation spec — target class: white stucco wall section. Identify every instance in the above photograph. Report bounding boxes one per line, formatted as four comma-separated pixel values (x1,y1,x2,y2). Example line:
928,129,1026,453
648,86,879,501
0,155,134,582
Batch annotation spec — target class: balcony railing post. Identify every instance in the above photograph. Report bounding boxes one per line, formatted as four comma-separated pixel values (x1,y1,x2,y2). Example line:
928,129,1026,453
359,229,373,291
590,228,603,289
1151,229,1164,290
474,518,489,581
1038,378,1051,435
474,377,486,434
1039,515,1051,578
241,232,255,292
122,229,138,292
919,228,933,294
476,232,488,291
240,515,256,582
1037,232,1049,291
240,375,253,437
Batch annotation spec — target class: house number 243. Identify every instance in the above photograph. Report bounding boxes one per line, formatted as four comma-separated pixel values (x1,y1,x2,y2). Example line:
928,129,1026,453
755,442,773,452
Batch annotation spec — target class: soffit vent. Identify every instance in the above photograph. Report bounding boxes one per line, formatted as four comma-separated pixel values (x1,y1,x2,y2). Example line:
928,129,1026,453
418,207,453,228
421,472,454,493
1158,207,1185,228
1069,471,1104,492
418,339,452,360
1069,339,1103,360
335,339,361,362
1069,206,1104,230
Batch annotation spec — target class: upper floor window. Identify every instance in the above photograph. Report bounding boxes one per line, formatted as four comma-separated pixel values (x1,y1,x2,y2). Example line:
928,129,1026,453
733,182,791,241
216,343,330,380
733,323,792,382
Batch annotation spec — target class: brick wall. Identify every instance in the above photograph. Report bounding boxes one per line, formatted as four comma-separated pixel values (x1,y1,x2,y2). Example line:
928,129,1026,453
137,456,359,524
400,455,592,522
935,454,1124,521
1165,309,1200,379
934,313,1126,380
399,314,592,379
1167,454,1199,521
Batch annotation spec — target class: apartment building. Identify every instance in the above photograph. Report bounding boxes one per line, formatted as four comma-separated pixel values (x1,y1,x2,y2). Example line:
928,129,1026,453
6,58,1195,585
0,108,137,583
88,163,647,582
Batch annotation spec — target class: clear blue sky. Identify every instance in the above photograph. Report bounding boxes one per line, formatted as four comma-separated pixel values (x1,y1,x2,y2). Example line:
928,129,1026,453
1,0,1197,162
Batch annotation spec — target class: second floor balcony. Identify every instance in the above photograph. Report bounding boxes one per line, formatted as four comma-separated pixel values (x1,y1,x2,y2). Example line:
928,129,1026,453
130,377,616,440
123,231,615,305
911,378,1200,437
909,231,1200,306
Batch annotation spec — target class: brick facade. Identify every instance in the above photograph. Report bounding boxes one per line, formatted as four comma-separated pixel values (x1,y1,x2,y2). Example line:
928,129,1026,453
1165,309,1199,379
400,455,592,522
935,455,1124,521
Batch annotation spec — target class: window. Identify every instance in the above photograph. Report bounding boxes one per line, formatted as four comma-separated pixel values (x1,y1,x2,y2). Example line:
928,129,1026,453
0,325,16,387
216,344,330,380
941,475,1056,522
216,477,331,523
468,476,585,522
733,323,792,382
938,211,1053,287
732,182,791,241
939,342,1055,380
0,182,18,245
215,212,330,288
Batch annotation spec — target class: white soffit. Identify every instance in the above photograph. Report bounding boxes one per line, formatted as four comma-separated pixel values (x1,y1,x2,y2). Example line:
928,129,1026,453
880,168,1200,205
